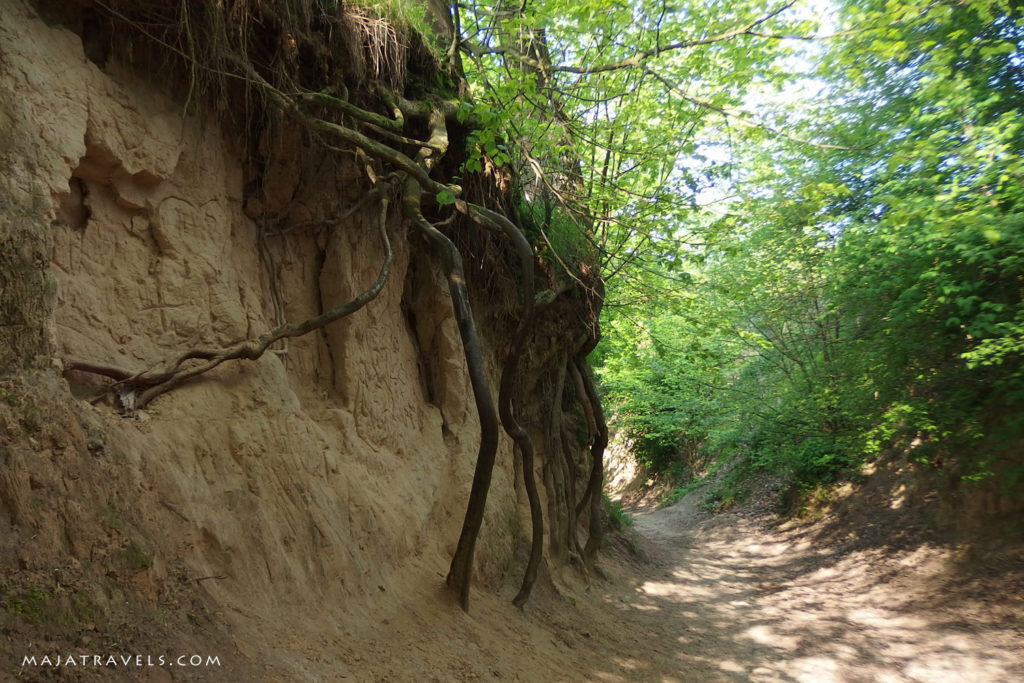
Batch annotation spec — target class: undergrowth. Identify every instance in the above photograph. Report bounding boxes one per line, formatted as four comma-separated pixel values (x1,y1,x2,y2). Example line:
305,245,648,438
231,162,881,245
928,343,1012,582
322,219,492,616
603,493,635,531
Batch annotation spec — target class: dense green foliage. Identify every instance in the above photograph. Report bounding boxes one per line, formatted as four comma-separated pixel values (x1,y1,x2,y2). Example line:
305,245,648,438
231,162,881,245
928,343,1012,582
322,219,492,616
591,0,1024,498
456,0,813,265
451,0,1023,503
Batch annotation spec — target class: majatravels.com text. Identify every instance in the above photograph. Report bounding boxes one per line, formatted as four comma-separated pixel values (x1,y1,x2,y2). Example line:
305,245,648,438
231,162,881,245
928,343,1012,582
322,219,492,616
22,654,221,668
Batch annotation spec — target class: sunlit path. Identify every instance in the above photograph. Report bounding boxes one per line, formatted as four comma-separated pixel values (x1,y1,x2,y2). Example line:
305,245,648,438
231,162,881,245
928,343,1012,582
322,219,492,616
587,492,1024,683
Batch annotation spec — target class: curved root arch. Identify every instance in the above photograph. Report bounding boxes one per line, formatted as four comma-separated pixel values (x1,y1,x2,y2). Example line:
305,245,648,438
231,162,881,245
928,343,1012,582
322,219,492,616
63,13,605,611
65,192,394,412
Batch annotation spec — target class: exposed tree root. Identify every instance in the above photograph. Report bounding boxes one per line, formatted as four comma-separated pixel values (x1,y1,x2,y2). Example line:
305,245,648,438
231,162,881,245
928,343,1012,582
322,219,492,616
401,99,550,610
395,100,504,612
403,179,500,612
64,191,394,412
57,4,607,612
543,358,571,565
465,205,544,608
244,64,461,199
563,358,587,563
576,354,608,571
572,347,598,522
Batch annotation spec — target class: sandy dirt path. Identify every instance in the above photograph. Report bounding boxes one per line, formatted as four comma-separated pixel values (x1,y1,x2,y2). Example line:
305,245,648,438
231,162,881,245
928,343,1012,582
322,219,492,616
562,492,1024,682
330,486,1023,683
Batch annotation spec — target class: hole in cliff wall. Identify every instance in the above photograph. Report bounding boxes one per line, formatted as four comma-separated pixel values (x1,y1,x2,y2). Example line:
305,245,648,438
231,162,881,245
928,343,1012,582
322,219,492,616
402,254,438,407
80,7,113,67
35,3,111,68
55,177,90,231
74,143,121,186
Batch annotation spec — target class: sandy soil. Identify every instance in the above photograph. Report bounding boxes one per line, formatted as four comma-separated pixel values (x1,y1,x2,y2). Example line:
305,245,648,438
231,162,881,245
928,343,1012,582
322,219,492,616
589,499,1024,682
331,484,1024,683
9,471,1021,682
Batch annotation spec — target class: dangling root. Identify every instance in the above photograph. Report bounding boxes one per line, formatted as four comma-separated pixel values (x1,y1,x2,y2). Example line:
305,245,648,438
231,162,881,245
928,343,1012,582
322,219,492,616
464,205,543,608
403,179,500,612
65,190,394,412
577,354,608,572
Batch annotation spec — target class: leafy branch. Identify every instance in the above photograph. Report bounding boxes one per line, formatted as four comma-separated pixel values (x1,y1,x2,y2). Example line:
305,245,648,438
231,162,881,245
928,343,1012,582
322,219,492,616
463,2,797,74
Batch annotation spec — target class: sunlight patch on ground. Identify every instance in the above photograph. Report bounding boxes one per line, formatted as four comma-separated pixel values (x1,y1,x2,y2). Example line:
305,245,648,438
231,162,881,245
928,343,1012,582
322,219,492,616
638,580,716,599
846,607,928,629
610,656,642,671
598,494,1024,683
629,603,662,611
904,656,1012,682
743,541,792,556
749,665,794,682
743,624,802,650
781,656,843,682
718,658,745,673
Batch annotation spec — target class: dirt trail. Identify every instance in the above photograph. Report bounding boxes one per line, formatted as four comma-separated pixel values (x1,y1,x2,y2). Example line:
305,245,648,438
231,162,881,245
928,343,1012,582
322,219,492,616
284,485,1024,682
562,491,1024,682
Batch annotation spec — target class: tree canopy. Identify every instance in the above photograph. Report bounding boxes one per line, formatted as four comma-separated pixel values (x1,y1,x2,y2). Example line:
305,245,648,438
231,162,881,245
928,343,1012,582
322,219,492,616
554,0,1024,503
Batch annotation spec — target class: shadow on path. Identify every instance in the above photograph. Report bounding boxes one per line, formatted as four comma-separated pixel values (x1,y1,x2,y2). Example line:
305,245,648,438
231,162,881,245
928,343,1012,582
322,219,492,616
577,494,1024,682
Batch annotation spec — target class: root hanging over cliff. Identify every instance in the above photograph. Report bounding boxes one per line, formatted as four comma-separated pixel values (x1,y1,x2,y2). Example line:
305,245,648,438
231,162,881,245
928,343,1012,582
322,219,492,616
54,0,608,613
466,204,544,608
65,187,395,412
404,178,501,612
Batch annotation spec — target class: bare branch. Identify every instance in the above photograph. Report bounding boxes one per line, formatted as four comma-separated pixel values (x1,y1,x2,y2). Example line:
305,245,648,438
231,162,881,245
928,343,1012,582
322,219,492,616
644,68,864,151
65,189,395,411
465,2,797,75
297,91,404,132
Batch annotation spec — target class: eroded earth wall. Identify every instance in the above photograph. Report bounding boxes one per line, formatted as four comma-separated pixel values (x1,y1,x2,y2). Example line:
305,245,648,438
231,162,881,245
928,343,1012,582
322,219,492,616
0,1,529,674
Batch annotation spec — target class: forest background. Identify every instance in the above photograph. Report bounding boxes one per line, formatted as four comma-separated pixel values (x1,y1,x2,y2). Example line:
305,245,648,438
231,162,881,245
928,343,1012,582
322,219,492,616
454,0,1024,512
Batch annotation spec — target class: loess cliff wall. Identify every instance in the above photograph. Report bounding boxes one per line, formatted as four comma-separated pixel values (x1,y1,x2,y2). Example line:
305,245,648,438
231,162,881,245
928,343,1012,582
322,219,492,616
0,1,599,677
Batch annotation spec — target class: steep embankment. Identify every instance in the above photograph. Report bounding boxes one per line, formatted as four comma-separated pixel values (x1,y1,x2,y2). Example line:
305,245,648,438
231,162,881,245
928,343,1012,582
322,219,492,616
0,1,602,678
0,1,482,674
310,470,1024,682
3,3,1022,681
